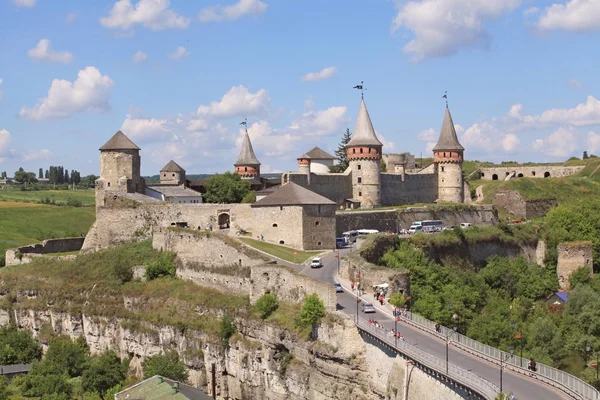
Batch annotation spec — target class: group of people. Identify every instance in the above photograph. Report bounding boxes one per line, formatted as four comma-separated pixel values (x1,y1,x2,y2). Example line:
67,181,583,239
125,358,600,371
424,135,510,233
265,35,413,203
367,319,404,340
393,307,408,320
373,289,386,305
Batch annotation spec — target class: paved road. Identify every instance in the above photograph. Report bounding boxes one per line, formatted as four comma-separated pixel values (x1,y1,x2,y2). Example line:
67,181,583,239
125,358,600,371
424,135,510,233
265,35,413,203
296,245,570,400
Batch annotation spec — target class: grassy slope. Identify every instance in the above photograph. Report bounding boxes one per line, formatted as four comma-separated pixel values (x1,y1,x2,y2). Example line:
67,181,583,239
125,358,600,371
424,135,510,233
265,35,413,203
238,238,321,263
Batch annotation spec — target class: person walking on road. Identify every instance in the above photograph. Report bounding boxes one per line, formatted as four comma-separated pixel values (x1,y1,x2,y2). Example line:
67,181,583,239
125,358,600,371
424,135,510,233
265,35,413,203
435,322,441,333
351,281,355,291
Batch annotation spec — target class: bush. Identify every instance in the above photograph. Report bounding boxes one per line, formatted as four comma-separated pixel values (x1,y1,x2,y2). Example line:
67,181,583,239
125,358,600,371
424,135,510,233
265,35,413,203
142,351,188,383
241,191,256,204
0,324,42,365
389,292,405,308
255,293,279,319
296,293,325,328
82,350,125,398
66,198,83,207
113,263,133,284
219,315,236,348
146,252,176,280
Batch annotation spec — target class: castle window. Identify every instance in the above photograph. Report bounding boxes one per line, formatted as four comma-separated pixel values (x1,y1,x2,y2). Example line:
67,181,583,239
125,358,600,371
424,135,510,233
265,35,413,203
360,148,363,154
279,240,285,245
317,241,322,246
163,174,166,177
532,171,536,176
353,148,356,154
441,166,445,172
280,206,283,211
315,221,319,226
107,182,110,187
358,165,361,170
358,177,362,183
358,191,362,197
273,223,278,228
172,173,175,177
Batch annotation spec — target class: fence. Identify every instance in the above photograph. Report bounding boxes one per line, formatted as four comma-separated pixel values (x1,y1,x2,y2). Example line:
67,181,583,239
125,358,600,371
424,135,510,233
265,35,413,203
403,311,599,400
356,317,499,400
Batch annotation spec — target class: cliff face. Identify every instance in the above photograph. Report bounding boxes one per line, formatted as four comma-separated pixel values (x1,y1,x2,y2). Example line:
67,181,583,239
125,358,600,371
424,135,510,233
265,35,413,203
0,306,462,400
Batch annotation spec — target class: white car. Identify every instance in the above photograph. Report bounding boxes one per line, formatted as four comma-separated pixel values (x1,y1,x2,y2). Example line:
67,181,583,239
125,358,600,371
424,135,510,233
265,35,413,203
408,225,423,234
460,223,472,229
310,257,323,268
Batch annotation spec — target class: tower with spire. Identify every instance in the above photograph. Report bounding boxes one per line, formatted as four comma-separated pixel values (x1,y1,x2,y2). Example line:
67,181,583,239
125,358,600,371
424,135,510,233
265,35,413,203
346,98,383,208
234,130,261,179
433,104,465,203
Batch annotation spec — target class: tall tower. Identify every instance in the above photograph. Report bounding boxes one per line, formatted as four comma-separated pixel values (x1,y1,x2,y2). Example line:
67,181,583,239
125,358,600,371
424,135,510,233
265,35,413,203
234,131,261,179
297,153,311,175
160,160,186,185
346,98,383,208
433,106,464,203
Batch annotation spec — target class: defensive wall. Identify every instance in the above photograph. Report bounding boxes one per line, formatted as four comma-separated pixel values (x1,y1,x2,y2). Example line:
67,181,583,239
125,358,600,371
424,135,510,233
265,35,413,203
479,165,584,181
286,172,352,206
381,173,438,205
557,241,593,289
492,189,558,219
336,204,499,235
176,264,252,296
4,237,84,266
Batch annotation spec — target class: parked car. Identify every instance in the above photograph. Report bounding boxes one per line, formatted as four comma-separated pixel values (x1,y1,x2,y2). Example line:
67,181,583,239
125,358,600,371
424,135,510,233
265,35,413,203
333,282,343,293
408,225,423,234
361,302,376,313
443,226,455,231
310,257,323,268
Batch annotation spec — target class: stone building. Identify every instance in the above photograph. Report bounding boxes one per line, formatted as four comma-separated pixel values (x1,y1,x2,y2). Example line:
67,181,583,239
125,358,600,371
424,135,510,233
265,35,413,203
557,241,593,289
477,165,584,181
297,147,336,174
159,160,186,185
433,107,464,203
492,189,557,219
145,185,203,204
251,182,336,250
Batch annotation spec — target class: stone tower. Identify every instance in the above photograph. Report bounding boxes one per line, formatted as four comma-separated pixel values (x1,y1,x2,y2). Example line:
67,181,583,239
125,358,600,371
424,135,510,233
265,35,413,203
433,106,464,203
234,131,261,179
297,153,311,175
160,160,186,185
95,130,143,208
346,98,383,208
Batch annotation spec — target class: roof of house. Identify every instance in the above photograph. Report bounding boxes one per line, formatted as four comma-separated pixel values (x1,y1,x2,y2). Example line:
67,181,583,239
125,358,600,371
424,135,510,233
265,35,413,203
346,98,383,148
147,185,203,198
116,375,212,400
99,131,141,151
300,147,335,160
432,107,464,152
0,364,32,375
161,160,186,173
556,292,568,302
235,132,261,166
252,182,335,207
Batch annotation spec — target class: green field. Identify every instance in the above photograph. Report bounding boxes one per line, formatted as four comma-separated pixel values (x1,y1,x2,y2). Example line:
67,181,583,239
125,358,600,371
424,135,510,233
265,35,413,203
0,189,95,206
238,238,321,263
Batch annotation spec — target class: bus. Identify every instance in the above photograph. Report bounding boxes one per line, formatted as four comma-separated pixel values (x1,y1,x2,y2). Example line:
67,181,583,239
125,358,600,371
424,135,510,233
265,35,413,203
421,220,443,233
342,230,359,244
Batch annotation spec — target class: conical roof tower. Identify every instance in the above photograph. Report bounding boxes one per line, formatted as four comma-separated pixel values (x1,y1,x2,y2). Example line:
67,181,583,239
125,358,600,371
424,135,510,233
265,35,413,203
433,107,464,152
434,104,465,204
346,98,383,147
235,131,261,178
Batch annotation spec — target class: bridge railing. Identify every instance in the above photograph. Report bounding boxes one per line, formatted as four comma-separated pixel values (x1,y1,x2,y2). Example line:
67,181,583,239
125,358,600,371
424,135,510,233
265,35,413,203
404,312,599,400
356,317,499,400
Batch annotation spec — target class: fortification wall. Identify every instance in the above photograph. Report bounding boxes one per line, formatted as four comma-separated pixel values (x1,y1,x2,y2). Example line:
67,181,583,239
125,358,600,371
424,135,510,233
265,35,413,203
286,173,352,206
5,237,84,266
176,266,251,296
557,241,593,289
250,265,337,312
493,189,557,219
336,205,498,235
251,206,305,249
480,165,584,180
381,173,438,206
301,204,336,250
340,259,410,298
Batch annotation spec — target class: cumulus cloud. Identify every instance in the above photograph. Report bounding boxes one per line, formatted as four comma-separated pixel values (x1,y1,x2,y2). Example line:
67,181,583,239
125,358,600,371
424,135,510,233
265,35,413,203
100,0,190,31
568,78,583,88
22,149,53,162
28,39,73,63
287,106,347,136
237,120,302,158
459,122,520,153
199,0,267,22
132,50,147,63
0,129,11,162
301,66,336,82
418,127,437,152
586,131,600,154
197,85,271,118
168,46,190,60
532,128,577,157
504,96,600,129
121,115,169,143
66,12,77,23
19,67,114,120
12,0,36,7
391,0,521,61
538,0,600,32
523,6,539,16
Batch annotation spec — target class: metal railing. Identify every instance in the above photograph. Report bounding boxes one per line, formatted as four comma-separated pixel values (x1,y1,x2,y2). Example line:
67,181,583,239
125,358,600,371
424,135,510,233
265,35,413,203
402,311,600,400
356,317,500,400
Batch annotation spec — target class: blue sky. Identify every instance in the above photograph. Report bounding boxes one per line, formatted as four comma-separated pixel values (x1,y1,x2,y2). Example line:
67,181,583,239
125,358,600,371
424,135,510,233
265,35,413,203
1,0,600,177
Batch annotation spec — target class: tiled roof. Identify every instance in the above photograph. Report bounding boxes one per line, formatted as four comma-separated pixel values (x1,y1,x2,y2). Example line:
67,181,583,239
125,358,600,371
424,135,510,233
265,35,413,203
432,107,464,152
99,131,140,151
161,160,186,173
235,132,261,166
147,185,203,198
0,364,31,374
346,98,383,147
252,182,335,206
304,147,335,160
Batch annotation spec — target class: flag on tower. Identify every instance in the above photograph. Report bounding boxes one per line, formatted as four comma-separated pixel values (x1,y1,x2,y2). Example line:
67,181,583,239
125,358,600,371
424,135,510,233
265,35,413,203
240,121,247,125
353,84,363,90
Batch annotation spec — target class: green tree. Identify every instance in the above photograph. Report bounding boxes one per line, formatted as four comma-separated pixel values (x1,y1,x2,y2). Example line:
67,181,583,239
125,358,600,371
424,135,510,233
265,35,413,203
14,167,37,184
145,252,176,280
389,292,405,308
38,168,43,179
0,324,42,364
64,169,70,184
0,376,9,400
219,315,236,348
44,336,90,377
0,171,6,179
330,128,352,172
203,172,250,203
19,360,73,399
142,351,188,383
255,293,279,319
297,293,325,328
380,159,387,172
241,191,256,203
82,350,125,399
584,151,589,159
80,174,99,188
44,169,49,179
569,268,592,289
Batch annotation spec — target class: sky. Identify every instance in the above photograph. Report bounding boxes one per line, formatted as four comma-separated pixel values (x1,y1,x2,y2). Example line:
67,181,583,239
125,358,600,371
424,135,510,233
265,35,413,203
1,0,600,177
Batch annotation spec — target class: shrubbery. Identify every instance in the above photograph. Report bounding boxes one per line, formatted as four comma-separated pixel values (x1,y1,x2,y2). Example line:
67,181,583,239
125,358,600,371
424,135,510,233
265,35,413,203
255,293,279,319
0,324,42,365
219,315,237,348
296,293,325,329
142,351,188,383
145,252,176,280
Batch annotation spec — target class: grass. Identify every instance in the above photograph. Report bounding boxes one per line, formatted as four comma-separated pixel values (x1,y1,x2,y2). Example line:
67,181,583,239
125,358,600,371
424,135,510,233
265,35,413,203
0,189,95,206
238,238,321,263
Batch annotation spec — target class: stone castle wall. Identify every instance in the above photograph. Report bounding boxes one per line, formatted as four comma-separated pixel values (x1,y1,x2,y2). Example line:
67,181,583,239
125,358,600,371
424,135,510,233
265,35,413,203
557,241,593,289
381,173,438,205
176,266,252,296
479,165,584,180
286,172,352,206
350,158,381,208
99,150,143,193
301,204,336,250
5,237,84,266
437,162,463,203
493,189,557,219
251,206,305,250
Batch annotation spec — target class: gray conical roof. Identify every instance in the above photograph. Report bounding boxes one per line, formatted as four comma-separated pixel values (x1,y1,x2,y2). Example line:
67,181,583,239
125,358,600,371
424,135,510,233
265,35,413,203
346,98,383,148
252,182,335,207
100,131,140,151
432,107,464,152
235,131,261,166
160,160,186,173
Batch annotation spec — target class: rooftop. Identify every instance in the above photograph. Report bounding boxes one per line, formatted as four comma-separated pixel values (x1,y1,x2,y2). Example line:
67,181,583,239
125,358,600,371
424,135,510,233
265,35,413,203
100,131,141,151
346,98,383,148
147,185,203,198
235,131,261,166
0,364,31,375
116,375,212,400
161,160,186,173
252,182,335,207
299,146,335,160
432,107,464,152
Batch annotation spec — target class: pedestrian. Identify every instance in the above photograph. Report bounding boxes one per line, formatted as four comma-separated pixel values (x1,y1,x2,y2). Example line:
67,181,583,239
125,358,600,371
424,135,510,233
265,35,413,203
528,357,537,373
260,234,264,241
379,294,384,306
434,322,440,333
351,281,355,291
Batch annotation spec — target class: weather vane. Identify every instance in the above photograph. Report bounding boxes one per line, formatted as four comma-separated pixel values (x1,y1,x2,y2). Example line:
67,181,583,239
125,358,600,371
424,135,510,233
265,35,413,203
442,91,448,108
353,81,365,98
240,117,248,133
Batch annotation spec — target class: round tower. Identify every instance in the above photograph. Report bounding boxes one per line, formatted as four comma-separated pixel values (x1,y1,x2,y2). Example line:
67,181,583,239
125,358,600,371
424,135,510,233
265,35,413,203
297,154,311,175
433,106,464,203
234,131,261,179
98,130,142,193
346,98,383,208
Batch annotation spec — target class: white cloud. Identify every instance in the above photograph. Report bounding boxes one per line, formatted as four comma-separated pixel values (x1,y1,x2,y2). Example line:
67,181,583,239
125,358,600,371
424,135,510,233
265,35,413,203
187,119,209,132
12,0,36,7
19,66,114,120
537,96,600,126
199,0,267,22
391,0,521,61
132,50,148,63
502,133,520,152
287,106,348,136
586,131,600,154
301,66,336,82
239,120,302,157
523,6,539,16
100,0,190,31
460,122,520,153
568,78,583,88
22,149,53,162
66,12,77,23
168,46,190,60
538,0,600,32
121,115,169,143
0,129,11,160
197,85,271,118
418,127,437,152
532,128,577,157
377,132,396,152
28,39,73,64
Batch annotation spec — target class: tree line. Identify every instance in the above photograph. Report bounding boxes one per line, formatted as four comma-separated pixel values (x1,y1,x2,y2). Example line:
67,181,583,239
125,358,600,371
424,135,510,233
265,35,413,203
1,166,98,188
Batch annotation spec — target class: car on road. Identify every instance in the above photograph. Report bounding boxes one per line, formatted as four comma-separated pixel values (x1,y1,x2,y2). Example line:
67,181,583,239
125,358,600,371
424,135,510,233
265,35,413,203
361,302,376,313
460,223,472,229
310,257,323,268
333,282,343,293
408,225,423,234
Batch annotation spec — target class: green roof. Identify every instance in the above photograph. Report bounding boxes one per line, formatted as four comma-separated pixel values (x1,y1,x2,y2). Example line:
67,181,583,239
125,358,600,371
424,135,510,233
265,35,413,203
116,375,211,400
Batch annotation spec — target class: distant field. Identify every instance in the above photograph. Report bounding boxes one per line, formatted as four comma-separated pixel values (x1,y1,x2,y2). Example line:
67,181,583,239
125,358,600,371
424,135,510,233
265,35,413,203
0,189,95,206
